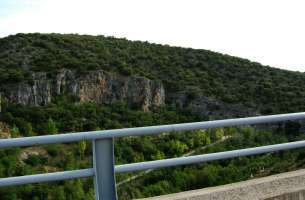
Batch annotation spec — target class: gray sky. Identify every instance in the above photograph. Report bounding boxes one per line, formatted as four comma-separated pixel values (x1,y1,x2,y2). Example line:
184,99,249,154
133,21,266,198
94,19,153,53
1,0,304,72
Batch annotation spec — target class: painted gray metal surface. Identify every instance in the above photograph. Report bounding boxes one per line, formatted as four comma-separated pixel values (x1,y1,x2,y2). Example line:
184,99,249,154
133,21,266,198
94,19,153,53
2,139,305,187
93,138,117,200
1,112,305,149
0,168,94,187
1,112,305,200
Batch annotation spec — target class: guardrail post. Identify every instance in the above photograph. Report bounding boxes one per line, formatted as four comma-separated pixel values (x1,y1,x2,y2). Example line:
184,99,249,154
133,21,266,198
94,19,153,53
93,138,117,200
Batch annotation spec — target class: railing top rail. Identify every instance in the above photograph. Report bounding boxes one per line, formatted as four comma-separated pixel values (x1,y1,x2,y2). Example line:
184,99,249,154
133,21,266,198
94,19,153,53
1,112,305,149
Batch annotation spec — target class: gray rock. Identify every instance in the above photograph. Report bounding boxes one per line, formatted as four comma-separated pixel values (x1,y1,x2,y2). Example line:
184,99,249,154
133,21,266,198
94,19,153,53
168,92,259,119
1,69,165,111
0,69,259,118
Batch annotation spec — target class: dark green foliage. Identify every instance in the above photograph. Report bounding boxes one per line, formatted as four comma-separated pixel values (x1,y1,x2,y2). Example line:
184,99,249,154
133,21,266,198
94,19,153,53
0,68,32,84
1,33,305,199
118,127,305,199
1,33,305,113
44,118,58,135
0,102,201,200
14,118,34,136
0,101,304,199
24,155,47,166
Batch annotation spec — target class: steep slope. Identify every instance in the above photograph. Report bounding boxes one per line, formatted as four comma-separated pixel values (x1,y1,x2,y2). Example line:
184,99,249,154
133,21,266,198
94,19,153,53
0,33,305,115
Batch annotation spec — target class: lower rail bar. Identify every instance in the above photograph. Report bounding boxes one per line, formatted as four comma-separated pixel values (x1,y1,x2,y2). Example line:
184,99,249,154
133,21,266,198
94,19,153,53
115,140,305,173
2,140,305,187
0,168,94,187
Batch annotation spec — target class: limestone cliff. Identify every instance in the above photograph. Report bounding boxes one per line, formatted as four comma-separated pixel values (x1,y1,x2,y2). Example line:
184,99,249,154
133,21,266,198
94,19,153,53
0,69,165,111
0,69,258,118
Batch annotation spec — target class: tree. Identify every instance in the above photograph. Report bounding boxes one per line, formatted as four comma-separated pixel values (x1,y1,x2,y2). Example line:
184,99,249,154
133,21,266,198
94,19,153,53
285,121,301,138
209,128,224,142
84,188,95,200
51,186,66,200
242,127,254,139
24,122,34,136
192,130,209,147
10,125,20,137
205,136,211,145
72,180,85,200
78,140,87,161
167,140,188,156
16,118,34,136
152,151,165,160
45,118,58,135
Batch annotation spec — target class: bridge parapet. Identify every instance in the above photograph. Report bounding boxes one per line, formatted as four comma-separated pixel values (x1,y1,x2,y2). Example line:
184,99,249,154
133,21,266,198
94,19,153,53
140,169,305,200
1,112,305,199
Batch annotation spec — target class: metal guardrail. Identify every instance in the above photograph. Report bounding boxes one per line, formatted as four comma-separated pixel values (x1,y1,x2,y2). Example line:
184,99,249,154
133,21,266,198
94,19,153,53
1,112,305,199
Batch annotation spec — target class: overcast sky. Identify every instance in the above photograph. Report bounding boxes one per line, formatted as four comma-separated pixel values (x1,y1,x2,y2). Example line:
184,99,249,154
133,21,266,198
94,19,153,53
0,0,304,72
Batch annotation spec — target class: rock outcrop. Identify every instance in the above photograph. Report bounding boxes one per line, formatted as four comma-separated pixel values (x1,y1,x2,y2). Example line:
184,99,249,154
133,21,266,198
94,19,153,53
1,69,165,111
168,92,259,119
0,69,258,117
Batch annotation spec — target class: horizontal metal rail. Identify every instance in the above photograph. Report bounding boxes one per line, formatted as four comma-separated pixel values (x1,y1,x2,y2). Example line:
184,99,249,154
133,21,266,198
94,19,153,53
0,169,94,187
2,140,305,187
1,112,305,199
1,112,305,149
115,140,305,173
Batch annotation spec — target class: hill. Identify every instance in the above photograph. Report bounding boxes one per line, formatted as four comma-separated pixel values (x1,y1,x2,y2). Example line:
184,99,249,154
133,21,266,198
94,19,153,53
1,33,305,115
1,33,305,200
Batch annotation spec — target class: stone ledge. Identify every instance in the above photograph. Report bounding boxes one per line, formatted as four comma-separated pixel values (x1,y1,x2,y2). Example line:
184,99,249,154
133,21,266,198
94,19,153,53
139,169,305,200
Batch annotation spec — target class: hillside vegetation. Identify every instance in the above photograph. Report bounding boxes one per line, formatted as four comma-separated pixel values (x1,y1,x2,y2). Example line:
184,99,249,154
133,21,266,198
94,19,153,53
0,33,305,199
1,33,305,113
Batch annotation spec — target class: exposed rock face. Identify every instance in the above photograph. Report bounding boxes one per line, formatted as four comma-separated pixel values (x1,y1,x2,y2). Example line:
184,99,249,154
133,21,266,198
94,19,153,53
168,92,259,119
1,69,165,111
0,69,258,117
